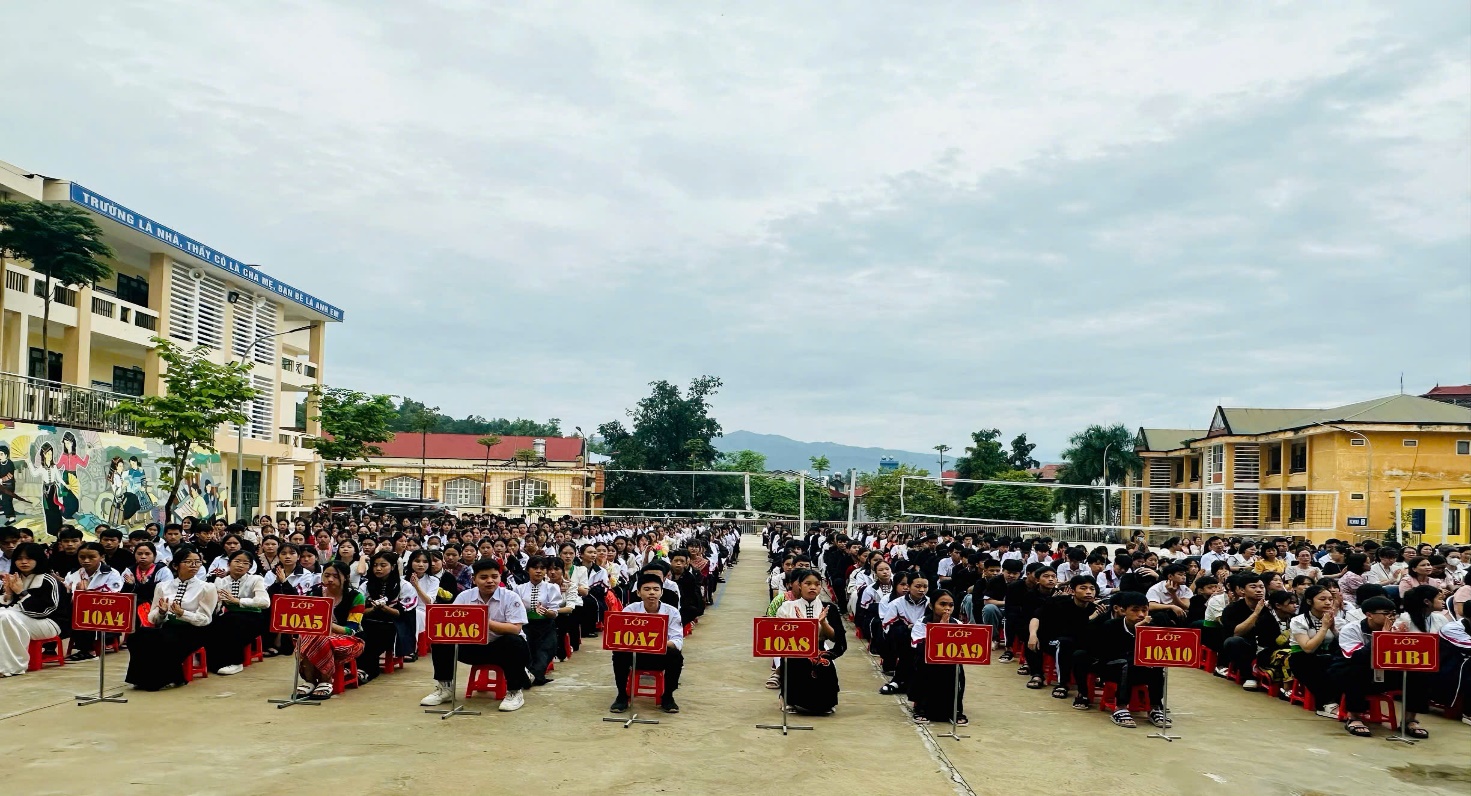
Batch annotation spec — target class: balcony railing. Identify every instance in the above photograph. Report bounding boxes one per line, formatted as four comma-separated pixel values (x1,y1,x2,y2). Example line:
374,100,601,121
0,371,137,434
5,269,27,293
31,280,78,307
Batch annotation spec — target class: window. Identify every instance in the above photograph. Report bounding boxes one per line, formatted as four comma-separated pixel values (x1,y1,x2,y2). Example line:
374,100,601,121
1289,442,1307,473
1173,495,1183,520
1409,509,1426,533
292,477,304,500
1349,492,1364,501
1266,494,1281,522
505,477,548,508
444,478,482,507
1265,446,1282,475
1289,492,1306,523
383,476,422,499
1458,440,1470,455
167,262,226,348
1449,509,1462,536
1402,439,1418,448
230,296,279,364
116,273,149,306
112,366,144,396
338,477,362,494
1188,493,1199,520
27,348,61,382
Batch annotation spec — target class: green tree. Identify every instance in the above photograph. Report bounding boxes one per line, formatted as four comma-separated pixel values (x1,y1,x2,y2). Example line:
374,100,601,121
950,428,1008,500
0,201,114,382
477,435,502,510
598,376,723,510
961,469,1053,523
386,399,560,437
808,454,830,481
1008,433,1040,471
310,387,397,498
1053,423,1141,526
114,338,256,519
858,464,954,521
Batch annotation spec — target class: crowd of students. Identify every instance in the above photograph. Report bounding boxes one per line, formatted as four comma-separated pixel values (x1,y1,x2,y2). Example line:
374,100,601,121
761,524,1471,737
0,514,739,716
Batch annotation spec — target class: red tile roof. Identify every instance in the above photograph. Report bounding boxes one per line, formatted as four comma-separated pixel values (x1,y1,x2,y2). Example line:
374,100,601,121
1424,384,1471,397
1029,464,1062,481
372,433,584,462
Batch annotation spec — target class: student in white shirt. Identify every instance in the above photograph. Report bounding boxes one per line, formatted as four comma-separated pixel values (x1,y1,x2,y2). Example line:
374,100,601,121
1145,564,1193,626
64,542,125,661
419,559,529,712
124,546,218,691
608,572,684,715
204,550,270,675
512,556,562,686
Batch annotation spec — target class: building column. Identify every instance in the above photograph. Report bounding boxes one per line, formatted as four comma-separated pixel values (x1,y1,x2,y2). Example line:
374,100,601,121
5,311,27,376
145,254,171,396
62,285,94,386
1444,490,1453,545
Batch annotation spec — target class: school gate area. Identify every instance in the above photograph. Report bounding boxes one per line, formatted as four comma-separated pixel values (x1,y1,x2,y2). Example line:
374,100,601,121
1,533,1466,796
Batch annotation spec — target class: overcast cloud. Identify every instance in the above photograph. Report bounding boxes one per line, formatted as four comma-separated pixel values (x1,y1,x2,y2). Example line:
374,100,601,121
3,1,1468,459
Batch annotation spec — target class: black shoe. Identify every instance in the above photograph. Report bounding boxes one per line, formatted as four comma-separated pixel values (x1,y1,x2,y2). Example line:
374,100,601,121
66,651,96,662
660,695,680,713
531,677,554,687
609,698,629,713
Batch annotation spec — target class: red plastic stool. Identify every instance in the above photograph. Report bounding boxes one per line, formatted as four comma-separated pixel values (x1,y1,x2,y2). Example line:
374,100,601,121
382,650,403,675
465,664,508,700
1252,666,1281,698
627,669,664,701
183,647,209,682
1042,653,1058,685
417,631,430,658
563,635,574,660
333,658,361,695
1287,679,1317,711
1099,682,1151,713
244,637,265,667
684,622,694,638
1337,691,1400,728
1197,647,1217,672
546,658,554,673
27,636,65,672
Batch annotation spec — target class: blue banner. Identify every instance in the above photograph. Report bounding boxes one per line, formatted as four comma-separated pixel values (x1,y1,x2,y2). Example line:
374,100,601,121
68,183,344,321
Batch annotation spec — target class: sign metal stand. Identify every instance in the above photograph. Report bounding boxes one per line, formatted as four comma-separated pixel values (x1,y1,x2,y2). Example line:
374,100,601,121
266,595,333,709
932,666,968,741
1384,671,1416,745
755,660,813,735
425,643,481,720
1369,630,1438,746
603,650,660,728
1146,668,1181,742
72,592,133,707
75,634,127,707
268,646,320,709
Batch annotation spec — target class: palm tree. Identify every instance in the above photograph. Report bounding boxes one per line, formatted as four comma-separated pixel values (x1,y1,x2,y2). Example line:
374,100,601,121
934,444,951,495
408,404,440,499
808,455,830,482
1053,424,1141,529
477,434,501,510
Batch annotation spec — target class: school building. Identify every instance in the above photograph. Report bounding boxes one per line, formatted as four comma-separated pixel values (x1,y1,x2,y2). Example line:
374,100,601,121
0,159,340,534
332,433,603,517
1123,393,1471,544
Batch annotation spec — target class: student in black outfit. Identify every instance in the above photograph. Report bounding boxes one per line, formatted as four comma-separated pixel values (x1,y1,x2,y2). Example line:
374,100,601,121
1005,563,1051,675
97,527,134,573
910,589,966,725
356,551,403,684
1093,591,1170,729
668,550,706,627
1029,574,1105,705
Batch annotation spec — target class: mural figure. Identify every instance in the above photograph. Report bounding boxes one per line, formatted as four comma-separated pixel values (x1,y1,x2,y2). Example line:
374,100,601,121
36,442,64,538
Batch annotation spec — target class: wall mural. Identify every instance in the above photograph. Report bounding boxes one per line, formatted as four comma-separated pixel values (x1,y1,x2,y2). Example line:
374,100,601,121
0,421,227,542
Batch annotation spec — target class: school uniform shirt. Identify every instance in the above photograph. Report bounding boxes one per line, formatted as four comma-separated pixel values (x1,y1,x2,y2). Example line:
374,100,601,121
64,564,125,594
859,581,894,610
623,600,684,651
1145,581,1193,606
1288,613,1336,653
149,577,219,627
215,573,270,612
450,586,528,640
0,572,64,620
512,580,563,621
1055,562,1085,583
1203,591,1229,625
1392,612,1449,635
207,556,259,578
777,596,825,620
1335,618,1373,659
265,567,321,595
1368,561,1406,585
882,595,927,630
936,558,956,578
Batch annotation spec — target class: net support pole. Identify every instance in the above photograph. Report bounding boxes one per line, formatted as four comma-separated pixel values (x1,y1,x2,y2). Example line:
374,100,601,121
799,472,806,531
1146,668,1181,742
845,469,856,536
75,634,126,706
744,473,752,513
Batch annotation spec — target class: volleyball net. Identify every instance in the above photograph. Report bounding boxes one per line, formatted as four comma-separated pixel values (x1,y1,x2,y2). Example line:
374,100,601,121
899,475,1341,543
594,469,809,521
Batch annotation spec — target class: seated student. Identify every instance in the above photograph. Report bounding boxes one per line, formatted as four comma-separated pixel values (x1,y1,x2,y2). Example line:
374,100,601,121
1332,595,1434,738
858,560,896,652
1288,585,1342,719
48,527,83,580
1029,574,1104,705
910,588,966,725
1093,591,1170,729
419,559,529,712
609,572,684,714
356,551,403,684
0,542,66,676
1145,564,1192,627
400,550,438,663
1228,586,1297,689
982,559,1021,658
1394,584,1449,636
668,550,706,628
573,544,606,638
768,556,796,602
1187,575,1218,626
123,541,173,628
512,555,562,686
879,575,930,696
124,546,218,691
776,567,847,716
97,527,134,573
295,560,366,700
1431,615,1471,725
64,542,125,661
545,562,580,659
204,549,270,676
1005,564,1053,674
1217,573,1274,688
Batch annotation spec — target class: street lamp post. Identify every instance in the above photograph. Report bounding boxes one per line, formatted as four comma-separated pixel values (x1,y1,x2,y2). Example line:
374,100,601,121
235,323,315,524
1312,421,1373,539
1100,442,1116,530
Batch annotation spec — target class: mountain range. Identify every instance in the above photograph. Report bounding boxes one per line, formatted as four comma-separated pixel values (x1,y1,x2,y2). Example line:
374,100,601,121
714,430,944,475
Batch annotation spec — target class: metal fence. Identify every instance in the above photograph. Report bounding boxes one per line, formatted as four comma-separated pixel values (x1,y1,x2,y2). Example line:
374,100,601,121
0,371,136,434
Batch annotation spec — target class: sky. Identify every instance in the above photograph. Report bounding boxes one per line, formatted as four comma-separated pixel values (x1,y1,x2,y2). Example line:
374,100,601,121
3,1,1468,460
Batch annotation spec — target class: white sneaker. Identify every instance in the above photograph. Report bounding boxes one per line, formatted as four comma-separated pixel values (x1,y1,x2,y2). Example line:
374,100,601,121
1315,703,1340,719
1213,666,1229,678
499,690,525,711
1242,679,1259,691
419,682,452,706
216,664,244,676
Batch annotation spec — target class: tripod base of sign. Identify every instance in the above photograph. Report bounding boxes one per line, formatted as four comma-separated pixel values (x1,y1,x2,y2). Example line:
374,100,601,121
933,668,968,741
425,648,480,720
75,637,127,707
755,661,814,736
1383,672,1417,745
1146,669,1181,742
600,652,659,729
268,648,321,709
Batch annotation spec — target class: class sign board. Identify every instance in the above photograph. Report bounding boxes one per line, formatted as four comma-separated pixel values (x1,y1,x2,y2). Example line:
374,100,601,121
1371,631,1439,672
1134,626,1201,668
425,604,490,645
269,595,333,636
72,592,135,633
924,623,992,665
752,617,821,658
602,611,669,654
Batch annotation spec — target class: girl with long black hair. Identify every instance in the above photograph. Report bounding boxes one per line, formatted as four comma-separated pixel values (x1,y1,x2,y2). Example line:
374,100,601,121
355,551,402,683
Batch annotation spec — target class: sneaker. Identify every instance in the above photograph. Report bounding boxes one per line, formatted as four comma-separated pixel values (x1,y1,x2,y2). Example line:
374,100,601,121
419,682,453,706
1242,679,1260,691
660,695,680,713
609,697,630,713
1213,666,1230,678
215,664,244,676
498,690,525,711
1315,703,1341,720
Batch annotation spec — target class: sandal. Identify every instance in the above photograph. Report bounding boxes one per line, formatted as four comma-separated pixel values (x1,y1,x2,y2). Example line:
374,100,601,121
1344,719,1372,737
262,648,282,658
1405,721,1428,739
912,714,929,724
1025,676,1045,689
954,714,968,727
309,682,334,701
1015,664,1030,676
1051,685,1070,699
879,681,901,695
295,683,313,697
1072,695,1091,711
1111,710,1136,728
1148,709,1172,729
999,651,1015,663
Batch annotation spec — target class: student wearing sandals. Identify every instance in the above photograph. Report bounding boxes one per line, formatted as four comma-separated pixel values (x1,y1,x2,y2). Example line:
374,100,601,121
909,589,966,726
296,561,366,700
1093,591,1171,730
1288,585,1342,719
775,568,846,716
1331,595,1433,739
205,549,270,675
1029,574,1106,706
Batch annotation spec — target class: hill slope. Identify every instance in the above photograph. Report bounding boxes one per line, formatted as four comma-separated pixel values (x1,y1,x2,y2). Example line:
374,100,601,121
715,430,941,475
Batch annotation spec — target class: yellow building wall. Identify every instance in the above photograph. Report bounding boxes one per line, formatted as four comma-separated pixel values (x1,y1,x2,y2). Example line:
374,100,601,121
355,460,590,515
1399,488,1470,546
